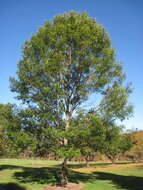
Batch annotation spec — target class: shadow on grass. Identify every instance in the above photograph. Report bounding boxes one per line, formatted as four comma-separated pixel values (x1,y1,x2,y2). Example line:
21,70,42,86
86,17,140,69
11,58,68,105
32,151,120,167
13,166,143,190
1,164,143,190
0,183,26,190
13,166,95,185
95,172,143,190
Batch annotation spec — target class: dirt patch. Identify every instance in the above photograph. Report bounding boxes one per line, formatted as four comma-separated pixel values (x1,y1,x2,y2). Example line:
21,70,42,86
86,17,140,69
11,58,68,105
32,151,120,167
43,183,85,190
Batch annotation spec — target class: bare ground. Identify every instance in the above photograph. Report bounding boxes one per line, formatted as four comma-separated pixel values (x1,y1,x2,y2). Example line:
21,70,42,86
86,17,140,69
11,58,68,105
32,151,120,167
43,183,85,190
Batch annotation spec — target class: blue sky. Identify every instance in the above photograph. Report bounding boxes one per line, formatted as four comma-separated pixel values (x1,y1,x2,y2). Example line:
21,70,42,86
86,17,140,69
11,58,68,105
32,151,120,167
0,0,143,129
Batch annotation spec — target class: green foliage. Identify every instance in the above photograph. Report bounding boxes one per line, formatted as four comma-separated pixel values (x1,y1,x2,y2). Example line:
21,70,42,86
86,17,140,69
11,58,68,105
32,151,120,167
119,132,133,155
0,103,36,157
69,111,106,162
99,83,133,121
102,124,122,161
0,103,19,156
102,122,133,162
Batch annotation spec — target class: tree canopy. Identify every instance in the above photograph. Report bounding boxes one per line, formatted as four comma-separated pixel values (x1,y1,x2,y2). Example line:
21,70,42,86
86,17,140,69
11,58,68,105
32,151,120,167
10,11,126,119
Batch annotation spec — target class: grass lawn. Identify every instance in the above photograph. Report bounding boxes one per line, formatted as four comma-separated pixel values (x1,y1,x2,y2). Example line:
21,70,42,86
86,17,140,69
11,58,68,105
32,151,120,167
0,159,143,190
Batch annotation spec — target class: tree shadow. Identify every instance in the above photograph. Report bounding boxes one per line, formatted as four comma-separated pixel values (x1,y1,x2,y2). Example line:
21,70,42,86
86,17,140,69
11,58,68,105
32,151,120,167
13,166,95,185
13,165,143,189
95,171,143,190
0,183,26,190
0,164,96,185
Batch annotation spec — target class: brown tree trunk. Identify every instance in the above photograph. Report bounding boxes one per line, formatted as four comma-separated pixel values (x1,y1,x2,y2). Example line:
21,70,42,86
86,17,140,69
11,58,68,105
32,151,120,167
60,158,68,186
57,112,71,186
85,155,90,167
56,158,68,187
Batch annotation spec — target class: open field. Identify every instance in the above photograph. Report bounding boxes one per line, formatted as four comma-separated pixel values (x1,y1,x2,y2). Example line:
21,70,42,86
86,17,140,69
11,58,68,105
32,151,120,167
0,159,143,190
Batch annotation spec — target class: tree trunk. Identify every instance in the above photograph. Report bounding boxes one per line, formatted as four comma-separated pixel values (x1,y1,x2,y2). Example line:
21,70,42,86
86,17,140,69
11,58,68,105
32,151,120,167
57,112,71,186
58,158,68,187
63,112,71,145
65,112,71,130
85,155,90,167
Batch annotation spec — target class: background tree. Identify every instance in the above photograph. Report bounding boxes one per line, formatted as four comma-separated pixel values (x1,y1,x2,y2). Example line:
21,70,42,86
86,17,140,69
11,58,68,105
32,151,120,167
18,107,56,157
0,103,19,157
97,82,133,122
104,127,133,163
128,130,143,161
101,123,127,162
0,103,35,157
10,11,132,185
119,132,134,157
70,110,106,167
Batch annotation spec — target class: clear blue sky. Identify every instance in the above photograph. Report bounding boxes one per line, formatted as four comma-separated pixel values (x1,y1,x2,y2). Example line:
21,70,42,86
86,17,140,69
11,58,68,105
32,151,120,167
0,0,143,129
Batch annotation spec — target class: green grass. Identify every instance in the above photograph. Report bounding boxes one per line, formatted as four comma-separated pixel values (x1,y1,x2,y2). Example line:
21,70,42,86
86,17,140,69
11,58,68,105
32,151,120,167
0,159,143,190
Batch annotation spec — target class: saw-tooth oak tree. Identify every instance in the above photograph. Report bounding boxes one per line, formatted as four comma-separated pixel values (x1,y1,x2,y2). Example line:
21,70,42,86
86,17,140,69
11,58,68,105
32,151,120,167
10,11,132,185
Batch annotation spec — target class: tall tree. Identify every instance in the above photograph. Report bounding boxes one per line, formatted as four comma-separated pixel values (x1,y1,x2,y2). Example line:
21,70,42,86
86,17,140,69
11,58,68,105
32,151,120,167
10,11,131,185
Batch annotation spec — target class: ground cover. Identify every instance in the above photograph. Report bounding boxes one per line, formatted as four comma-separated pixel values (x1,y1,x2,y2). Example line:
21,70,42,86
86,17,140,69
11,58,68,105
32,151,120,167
0,159,143,190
